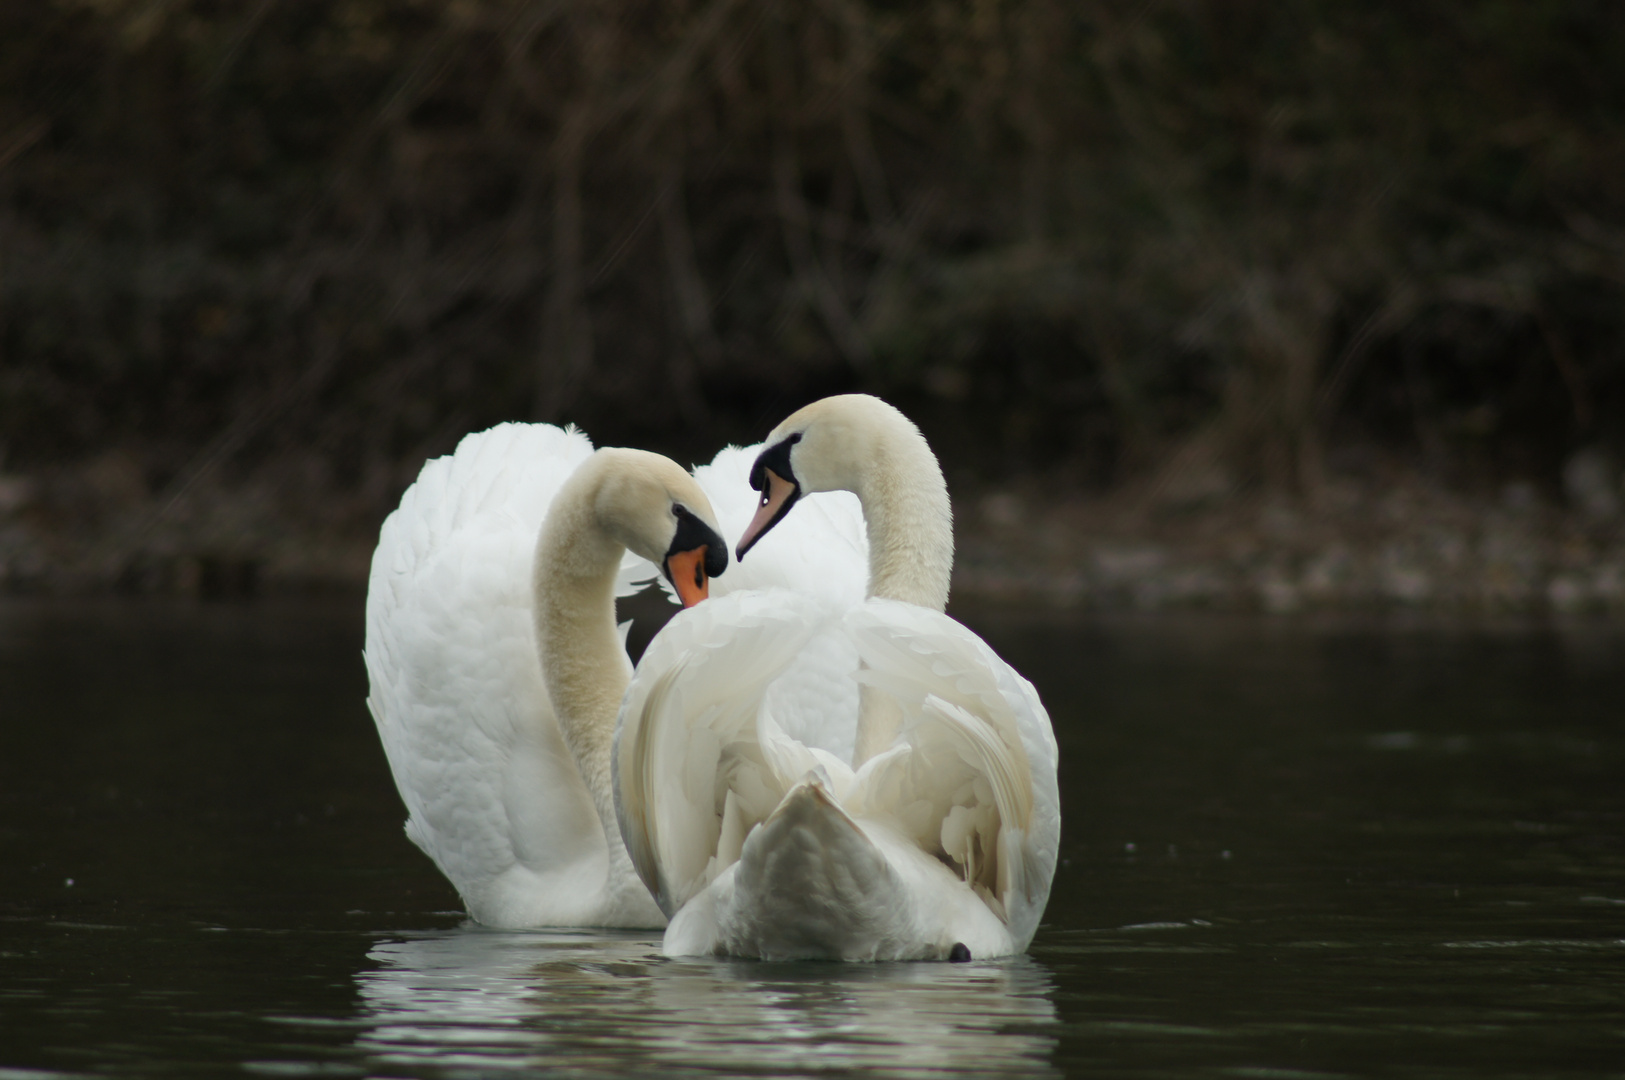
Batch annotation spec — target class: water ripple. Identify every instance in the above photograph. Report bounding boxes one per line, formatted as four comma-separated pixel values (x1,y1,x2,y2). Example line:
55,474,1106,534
354,928,1059,1077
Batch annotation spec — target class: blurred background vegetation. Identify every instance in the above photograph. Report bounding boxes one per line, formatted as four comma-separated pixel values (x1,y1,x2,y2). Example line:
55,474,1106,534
2,0,1623,585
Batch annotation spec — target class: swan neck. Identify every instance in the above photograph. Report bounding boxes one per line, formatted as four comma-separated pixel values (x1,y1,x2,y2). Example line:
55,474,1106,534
853,438,953,612
533,497,631,840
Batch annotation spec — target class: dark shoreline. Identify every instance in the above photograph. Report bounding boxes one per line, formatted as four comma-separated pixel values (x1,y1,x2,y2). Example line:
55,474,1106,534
4,465,1621,616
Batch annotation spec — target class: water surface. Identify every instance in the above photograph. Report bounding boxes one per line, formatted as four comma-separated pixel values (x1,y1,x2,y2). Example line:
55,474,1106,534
2,598,1622,1077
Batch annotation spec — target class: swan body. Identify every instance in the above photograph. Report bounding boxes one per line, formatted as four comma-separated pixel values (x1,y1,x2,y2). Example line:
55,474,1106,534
615,396,1060,960
364,423,726,929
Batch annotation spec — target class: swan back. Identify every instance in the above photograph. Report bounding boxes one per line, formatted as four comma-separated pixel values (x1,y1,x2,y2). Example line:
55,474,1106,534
614,589,1059,955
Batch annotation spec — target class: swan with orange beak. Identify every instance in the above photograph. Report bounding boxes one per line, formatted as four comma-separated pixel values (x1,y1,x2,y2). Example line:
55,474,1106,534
367,430,729,930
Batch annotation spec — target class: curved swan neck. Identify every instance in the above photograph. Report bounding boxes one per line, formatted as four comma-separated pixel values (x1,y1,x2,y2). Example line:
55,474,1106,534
849,423,952,761
852,433,953,611
533,474,634,842
792,397,952,611
771,396,953,766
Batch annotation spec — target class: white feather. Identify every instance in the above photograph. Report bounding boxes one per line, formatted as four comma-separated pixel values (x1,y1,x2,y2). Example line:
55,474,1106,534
364,423,663,928
615,589,1059,960
614,403,1059,960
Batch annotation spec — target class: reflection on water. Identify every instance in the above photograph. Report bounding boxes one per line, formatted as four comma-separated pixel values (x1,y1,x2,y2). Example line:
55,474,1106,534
356,928,1058,1077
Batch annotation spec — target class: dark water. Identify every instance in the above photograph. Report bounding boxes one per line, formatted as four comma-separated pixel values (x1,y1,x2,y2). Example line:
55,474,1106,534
2,598,1622,1079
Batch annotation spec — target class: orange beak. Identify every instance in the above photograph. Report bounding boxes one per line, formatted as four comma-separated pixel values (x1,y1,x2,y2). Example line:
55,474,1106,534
666,545,711,608
735,470,798,560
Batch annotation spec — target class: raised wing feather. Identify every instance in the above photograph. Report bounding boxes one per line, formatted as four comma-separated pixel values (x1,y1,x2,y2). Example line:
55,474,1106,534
615,589,1059,952
364,423,660,927
615,589,858,916
847,599,1060,950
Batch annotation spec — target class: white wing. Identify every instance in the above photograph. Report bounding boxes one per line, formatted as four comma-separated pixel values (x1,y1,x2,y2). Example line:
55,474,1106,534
614,589,1059,956
364,422,663,928
613,589,838,917
844,600,1060,952
629,441,873,771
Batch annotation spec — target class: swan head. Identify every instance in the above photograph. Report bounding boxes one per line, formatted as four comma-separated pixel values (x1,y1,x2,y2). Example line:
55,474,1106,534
589,448,729,606
736,394,934,560
736,394,952,609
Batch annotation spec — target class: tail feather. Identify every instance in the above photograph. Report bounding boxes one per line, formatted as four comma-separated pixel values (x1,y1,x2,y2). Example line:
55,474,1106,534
724,780,902,960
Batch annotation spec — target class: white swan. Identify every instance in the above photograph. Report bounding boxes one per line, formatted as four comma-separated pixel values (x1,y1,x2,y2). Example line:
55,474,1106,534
363,423,729,929
614,395,1061,960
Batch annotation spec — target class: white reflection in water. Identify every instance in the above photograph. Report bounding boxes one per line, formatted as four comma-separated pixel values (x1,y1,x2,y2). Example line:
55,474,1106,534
356,927,1058,1077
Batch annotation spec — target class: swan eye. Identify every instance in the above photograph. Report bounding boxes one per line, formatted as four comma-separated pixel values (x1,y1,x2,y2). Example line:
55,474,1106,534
747,432,802,492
